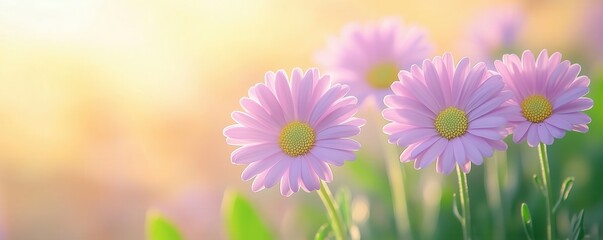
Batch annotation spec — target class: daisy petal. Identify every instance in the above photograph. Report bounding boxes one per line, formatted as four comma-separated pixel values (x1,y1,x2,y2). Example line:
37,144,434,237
545,114,572,131
316,139,361,151
417,138,447,169
512,122,532,143
526,126,540,147
464,133,494,157
545,123,566,139
452,138,466,170
400,143,419,161
462,136,483,165
289,159,302,192
411,136,440,159
307,155,333,182
241,153,281,181
311,147,356,166
537,124,554,145
468,129,503,140
469,116,506,129
300,157,321,191
274,71,295,120
263,159,291,188
552,87,589,109
251,172,268,192
317,125,361,140
554,97,593,113
280,171,293,197
436,144,454,173
387,127,438,146
231,143,280,164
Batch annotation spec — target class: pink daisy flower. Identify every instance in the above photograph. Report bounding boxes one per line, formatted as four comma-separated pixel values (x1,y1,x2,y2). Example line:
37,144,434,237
224,68,365,196
494,50,593,147
316,18,433,108
382,53,512,174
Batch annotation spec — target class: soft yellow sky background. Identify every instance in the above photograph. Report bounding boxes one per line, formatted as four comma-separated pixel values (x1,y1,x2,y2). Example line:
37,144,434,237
0,0,593,239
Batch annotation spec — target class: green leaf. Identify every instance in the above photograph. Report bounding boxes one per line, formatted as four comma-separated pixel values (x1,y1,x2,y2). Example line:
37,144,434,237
146,210,183,240
560,177,575,201
533,174,544,192
520,203,535,240
222,190,274,240
314,223,332,240
553,177,575,213
570,209,585,240
336,188,352,228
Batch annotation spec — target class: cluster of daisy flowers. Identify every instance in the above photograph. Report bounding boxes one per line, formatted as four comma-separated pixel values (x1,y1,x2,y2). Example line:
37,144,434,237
224,20,592,193
223,18,592,239
383,49,592,173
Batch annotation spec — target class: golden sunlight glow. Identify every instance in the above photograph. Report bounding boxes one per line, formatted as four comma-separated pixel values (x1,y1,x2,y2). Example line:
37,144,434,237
0,0,589,239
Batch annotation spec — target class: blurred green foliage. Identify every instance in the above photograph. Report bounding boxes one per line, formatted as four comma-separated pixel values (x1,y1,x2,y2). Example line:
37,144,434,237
222,190,275,240
146,210,183,240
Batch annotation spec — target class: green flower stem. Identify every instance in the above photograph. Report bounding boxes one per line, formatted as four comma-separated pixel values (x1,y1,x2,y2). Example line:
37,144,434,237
317,181,346,240
383,136,413,239
485,151,505,240
456,165,472,240
374,111,412,239
538,143,554,240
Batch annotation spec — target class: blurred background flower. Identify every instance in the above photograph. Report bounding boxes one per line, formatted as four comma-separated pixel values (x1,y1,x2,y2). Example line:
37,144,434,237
0,0,601,239
580,0,603,66
315,18,432,108
458,5,525,69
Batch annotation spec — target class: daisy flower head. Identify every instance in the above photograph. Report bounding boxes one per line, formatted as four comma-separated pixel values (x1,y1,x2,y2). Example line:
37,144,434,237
382,53,512,174
224,68,365,196
495,50,593,147
316,18,433,108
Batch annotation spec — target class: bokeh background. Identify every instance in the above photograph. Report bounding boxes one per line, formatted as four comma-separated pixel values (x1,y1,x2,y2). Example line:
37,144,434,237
0,0,602,239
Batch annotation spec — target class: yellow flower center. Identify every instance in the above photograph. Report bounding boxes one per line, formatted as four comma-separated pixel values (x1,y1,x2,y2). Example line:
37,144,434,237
435,107,469,140
279,121,316,157
521,95,553,123
366,62,399,89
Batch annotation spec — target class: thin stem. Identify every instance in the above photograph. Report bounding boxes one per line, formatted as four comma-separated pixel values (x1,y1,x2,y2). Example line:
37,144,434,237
317,181,345,240
384,139,413,239
373,110,412,239
456,165,472,240
538,143,554,240
485,151,505,240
